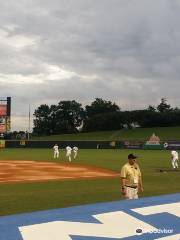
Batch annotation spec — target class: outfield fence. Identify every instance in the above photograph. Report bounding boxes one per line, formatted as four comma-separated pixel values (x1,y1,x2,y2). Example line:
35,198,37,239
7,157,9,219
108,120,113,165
1,140,180,150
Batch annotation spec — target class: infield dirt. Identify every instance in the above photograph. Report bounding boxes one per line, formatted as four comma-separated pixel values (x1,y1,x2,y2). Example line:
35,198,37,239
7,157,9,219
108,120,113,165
0,160,119,183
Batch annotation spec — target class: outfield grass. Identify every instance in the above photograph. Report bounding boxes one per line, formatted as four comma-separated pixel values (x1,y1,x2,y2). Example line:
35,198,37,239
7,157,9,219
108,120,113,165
31,126,180,141
0,148,180,216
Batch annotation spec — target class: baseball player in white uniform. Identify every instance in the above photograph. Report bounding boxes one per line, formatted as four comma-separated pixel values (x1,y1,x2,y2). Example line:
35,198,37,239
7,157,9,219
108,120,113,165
66,146,72,162
171,150,179,169
53,144,59,158
73,146,78,159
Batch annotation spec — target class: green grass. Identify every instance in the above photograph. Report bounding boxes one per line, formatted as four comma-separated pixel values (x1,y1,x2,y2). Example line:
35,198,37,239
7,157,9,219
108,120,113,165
0,148,180,216
116,126,180,141
31,126,180,141
31,130,116,141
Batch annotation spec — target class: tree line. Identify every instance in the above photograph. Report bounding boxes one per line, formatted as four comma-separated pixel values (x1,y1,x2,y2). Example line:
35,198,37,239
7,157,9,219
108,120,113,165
33,98,180,135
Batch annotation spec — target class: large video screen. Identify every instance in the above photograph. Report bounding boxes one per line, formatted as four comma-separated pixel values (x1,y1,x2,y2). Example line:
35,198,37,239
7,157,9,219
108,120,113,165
0,98,11,133
0,105,7,116
0,116,6,133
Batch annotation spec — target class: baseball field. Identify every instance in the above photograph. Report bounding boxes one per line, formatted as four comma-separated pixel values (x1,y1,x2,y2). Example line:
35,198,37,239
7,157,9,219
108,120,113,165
0,148,180,216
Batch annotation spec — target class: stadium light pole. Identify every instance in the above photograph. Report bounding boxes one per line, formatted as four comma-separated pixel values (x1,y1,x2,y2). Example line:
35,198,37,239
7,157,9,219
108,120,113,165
28,104,31,140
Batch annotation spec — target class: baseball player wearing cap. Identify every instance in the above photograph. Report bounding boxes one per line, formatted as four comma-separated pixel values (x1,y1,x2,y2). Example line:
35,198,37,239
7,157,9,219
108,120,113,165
66,146,72,162
171,150,179,169
53,144,59,158
120,153,143,199
73,146,78,159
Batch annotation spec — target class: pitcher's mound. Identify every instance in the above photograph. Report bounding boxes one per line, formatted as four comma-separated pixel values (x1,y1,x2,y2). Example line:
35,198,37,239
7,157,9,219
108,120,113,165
0,160,119,183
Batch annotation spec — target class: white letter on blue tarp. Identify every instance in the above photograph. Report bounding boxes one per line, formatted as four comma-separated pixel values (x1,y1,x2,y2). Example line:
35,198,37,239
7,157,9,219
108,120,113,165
19,211,157,240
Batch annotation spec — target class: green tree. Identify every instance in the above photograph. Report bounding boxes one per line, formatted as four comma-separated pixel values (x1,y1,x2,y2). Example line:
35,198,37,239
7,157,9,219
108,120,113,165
85,98,120,117
83,98,120,131
147,105,156,112
157,98,172,113
83,112,124,131
33,104,52,135
33,101,84,135
51,100,84,134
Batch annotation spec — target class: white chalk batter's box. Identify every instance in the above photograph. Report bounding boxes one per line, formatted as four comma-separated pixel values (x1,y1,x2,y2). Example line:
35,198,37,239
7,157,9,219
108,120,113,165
0,194,180,240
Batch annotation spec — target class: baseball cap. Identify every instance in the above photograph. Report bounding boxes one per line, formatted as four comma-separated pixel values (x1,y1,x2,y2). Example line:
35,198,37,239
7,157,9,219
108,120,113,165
128,153,137,159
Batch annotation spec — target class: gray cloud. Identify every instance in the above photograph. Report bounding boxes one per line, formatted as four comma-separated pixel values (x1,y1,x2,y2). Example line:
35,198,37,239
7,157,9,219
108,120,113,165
0,0,180,130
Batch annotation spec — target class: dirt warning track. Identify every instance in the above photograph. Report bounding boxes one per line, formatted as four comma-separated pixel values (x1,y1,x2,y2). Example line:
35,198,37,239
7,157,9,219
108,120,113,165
0,160,119,183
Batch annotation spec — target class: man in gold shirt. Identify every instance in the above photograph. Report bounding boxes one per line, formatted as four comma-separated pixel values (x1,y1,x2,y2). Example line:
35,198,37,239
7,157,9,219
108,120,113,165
120,153,143,199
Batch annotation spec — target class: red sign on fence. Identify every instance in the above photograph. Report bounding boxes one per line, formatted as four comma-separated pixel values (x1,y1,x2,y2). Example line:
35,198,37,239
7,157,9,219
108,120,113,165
0,105,7,116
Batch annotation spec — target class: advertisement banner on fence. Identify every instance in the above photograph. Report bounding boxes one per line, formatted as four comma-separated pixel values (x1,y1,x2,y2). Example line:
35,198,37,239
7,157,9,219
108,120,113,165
163,142,180,150
123,141,143,149
143,133,164,150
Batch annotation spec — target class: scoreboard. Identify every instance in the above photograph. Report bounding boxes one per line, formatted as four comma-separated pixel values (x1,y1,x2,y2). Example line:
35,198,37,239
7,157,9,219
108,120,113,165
0,97,11,133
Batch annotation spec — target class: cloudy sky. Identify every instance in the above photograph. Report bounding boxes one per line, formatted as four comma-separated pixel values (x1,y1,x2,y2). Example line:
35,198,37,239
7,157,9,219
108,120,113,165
1,0,180,131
